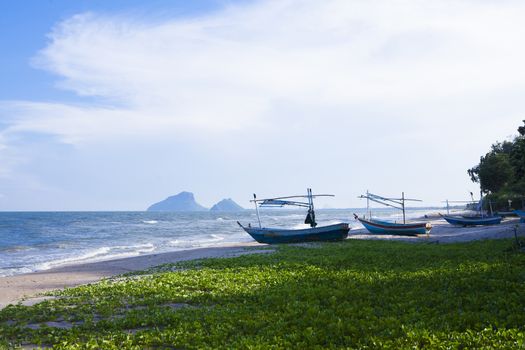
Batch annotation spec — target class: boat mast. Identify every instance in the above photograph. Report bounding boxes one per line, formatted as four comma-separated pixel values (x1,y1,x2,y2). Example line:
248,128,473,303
307,188,317,228
366,189,370,219
402,191,406,224
309,187,314,218
253,193,262,228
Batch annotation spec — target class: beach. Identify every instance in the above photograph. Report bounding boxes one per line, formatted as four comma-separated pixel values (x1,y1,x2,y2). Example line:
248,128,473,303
350,216,523,243
1,217,522,310
0,242,268,309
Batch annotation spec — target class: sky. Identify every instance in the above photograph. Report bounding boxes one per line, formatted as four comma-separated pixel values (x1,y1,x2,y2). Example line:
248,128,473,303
0,0,524,211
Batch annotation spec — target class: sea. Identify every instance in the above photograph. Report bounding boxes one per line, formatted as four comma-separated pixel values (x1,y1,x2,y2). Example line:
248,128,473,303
0,208,439,277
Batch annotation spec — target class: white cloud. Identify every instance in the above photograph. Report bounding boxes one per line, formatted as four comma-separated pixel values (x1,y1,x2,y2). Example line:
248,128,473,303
0,132,21,178
1,0,525,209
2,0,523,143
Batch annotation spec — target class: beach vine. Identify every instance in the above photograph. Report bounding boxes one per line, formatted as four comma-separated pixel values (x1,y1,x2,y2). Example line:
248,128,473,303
0,239,524,349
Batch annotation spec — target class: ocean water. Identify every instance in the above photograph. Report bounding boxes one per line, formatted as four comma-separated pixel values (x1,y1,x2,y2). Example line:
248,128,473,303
0,208,438,277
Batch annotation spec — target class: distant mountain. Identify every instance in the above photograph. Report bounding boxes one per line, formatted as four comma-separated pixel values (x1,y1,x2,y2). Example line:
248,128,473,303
147,192,207,211
210,198,245,211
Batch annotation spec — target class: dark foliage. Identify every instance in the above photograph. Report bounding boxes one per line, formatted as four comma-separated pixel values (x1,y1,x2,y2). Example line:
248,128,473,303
468,121,525,208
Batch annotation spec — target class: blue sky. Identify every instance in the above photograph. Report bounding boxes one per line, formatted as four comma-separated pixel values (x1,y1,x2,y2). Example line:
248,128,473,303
0,0,524,210
0,0,229,102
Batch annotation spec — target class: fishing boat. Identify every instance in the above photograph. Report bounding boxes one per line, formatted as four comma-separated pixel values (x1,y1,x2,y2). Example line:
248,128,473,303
237,188,350,244
441,192,502,226
514,209,525,223
441,214,502,226
355,191,432,236
354,214,431,236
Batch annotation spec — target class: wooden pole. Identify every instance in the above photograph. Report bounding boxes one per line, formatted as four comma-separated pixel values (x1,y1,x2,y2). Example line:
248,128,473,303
402,192,406,224
253,193,262,228
367,189,370,219
308,188,316,228
308,188,313,211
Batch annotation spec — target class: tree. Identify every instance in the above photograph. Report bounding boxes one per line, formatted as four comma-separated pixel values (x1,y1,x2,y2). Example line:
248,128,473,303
468,120,525,208
510,124,525,182
510,139,525,178
468,120,525,199
469,152,513,194
491,140,514,155
518,119,525,136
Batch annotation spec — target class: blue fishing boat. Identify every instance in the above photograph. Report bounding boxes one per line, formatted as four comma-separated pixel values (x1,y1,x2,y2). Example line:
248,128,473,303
441,214,502,226
441,191,502,226
237,188,350,244
354,214,431,236
355,191,432,236
514,210,525,223
237,222,350,244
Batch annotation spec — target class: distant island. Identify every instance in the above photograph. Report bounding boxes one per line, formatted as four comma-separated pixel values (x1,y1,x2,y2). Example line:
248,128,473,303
147,192,207,211
210,198,244,211
147,192,244,212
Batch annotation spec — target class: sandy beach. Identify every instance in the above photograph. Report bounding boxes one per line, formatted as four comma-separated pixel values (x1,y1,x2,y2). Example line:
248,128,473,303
350,216,524,243
1,217,522,310
0,242,268,310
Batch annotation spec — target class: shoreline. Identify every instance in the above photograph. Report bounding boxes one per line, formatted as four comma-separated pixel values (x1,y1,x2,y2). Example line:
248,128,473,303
0,242,268,310
1,218,523,310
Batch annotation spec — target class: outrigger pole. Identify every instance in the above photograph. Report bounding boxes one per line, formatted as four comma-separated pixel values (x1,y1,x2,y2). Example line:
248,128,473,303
358,191,422,224
250,189,334,228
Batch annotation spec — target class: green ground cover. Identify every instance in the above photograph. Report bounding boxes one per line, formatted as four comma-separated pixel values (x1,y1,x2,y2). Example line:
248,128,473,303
1,239,524,349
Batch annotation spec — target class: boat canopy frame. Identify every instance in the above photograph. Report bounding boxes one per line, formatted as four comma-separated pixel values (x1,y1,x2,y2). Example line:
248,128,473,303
250,188,334,228
442,190,492,217
358,191,423,224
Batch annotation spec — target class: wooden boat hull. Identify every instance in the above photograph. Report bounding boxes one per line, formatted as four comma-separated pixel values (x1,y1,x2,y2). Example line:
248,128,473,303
356,217,431,236
514,210,525,223
442,215,502,226
238,222,350,244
